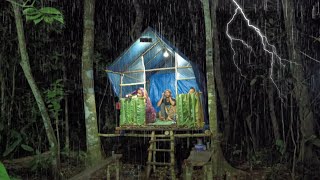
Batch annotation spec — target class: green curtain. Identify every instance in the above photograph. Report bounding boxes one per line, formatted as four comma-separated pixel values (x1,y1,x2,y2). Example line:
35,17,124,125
176,93,204,128
120,97,146,126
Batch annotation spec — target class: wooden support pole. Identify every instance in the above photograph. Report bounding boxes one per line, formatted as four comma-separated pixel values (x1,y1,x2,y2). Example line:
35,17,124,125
203,165,208,180
170,130,176,180
185,164,193,180
107,165,110,180
153,141,156,173
146,131,155,178
206,163,213,180
115,159,120,180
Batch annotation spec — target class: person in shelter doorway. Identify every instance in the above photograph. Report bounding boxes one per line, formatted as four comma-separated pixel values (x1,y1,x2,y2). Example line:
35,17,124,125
157,89,176,121
126,87,156,123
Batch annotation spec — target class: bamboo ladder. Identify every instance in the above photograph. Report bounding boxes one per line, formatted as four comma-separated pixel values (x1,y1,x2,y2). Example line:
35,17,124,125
146,130,176,179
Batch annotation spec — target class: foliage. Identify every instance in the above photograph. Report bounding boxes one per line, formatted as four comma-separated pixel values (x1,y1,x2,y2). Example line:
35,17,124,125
16,0,64,25
2,130,22,157
23,6,64,25
60,149,88,162
44,79,64,119
266,163,291,180
275,139,285,155
2,129,35,157
0,162,10,180
29,150,52,171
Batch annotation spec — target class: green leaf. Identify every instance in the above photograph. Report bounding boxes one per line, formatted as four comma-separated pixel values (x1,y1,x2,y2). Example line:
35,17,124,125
53,103,60,111
53,15,64,24
33,16,44,25
39,7,62,15
43,16,54,24
0,162,10,180
21,144,34,152
3,138,22,157
23,7,38,15
26,13,42,21
47,91,56,98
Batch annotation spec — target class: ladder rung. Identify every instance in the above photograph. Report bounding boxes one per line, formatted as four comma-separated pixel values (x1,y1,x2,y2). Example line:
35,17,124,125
148,149,173,152
147,162,173,166
149,139,174,143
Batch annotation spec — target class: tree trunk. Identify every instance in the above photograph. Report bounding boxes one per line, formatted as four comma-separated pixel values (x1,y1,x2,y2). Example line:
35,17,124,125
0,71,5,126
267,78,281,141
203,0,242,178
11,3,60,177
63,64,70,151
210,0,231,143
8,64,16,133
7,64,17,148
281,0,316,162
81,0,103,166
130,0,143,41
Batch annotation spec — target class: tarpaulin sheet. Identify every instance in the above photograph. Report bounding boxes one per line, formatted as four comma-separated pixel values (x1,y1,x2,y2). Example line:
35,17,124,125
149,73,176,112
120,97,146,126
176,93,204,128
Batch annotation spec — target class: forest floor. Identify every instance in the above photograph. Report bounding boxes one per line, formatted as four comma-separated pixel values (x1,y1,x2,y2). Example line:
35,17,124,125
6,160,294,180
73,162,294,180
3,148,304,180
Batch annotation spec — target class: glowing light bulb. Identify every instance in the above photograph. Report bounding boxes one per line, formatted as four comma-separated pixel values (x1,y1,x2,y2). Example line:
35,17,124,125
163,50,169,58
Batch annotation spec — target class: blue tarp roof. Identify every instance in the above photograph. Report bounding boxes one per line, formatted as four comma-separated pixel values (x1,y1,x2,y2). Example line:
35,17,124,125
108,27,192,72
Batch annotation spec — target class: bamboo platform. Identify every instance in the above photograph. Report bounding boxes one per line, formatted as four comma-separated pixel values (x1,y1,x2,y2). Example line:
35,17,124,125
115,125,204,131
98,126,211,138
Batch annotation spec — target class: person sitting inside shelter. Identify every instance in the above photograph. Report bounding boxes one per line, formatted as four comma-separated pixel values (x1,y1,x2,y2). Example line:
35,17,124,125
126,87,156,123
157,89,176,121
188,87,196,94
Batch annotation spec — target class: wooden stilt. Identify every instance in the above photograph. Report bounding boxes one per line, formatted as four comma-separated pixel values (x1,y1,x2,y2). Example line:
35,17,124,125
185,164,193,180
107,165,110,180
170,130,176,180
115,159,120,180
153,143,156,172
146,131,155,178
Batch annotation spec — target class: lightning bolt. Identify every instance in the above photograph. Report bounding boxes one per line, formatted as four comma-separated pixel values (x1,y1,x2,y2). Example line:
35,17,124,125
226,0,301,101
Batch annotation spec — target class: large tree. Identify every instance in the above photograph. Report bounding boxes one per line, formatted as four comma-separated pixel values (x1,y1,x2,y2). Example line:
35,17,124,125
81,0,103,166
202,0,241,177
282,0,318,162
10,1,60,177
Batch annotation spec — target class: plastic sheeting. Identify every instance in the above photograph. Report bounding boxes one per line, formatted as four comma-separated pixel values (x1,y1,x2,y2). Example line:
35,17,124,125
149,73,176,112
149,73,200,112
120,97,146,126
